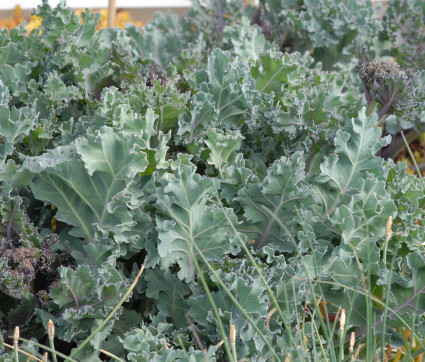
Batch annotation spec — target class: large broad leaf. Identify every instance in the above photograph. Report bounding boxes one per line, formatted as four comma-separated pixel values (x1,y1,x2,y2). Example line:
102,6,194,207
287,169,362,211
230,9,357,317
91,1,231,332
313,108,396,244
29,127,150,248
177,91,217,148
1,63,31,98
237,152,313,251
35,1,80,46
251,50,301,94
204,49,257,126
50,265,128,309
144,268,190,328
153,164,240,281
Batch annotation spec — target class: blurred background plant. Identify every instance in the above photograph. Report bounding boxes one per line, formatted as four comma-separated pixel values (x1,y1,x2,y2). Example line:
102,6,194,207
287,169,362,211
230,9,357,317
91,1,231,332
0,4,142,33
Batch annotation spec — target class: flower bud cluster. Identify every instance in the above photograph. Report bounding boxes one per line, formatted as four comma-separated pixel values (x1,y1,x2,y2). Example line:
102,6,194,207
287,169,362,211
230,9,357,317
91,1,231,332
354,41,419,120
0,243,40,283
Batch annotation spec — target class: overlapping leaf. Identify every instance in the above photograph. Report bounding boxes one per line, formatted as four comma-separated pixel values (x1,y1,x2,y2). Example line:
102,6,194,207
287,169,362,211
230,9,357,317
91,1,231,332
29,127,150,256
251,50,302,94
188,272,269,356
39,264,128,343
154,164,239,281
313,108,396,244
223,17,274,61
144,268,190,328
205,128,244,176
0,104,37,163
238,152,313,251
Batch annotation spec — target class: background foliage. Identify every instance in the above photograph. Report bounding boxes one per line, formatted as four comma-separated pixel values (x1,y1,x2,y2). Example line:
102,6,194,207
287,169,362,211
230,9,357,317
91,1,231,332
0,0,424,360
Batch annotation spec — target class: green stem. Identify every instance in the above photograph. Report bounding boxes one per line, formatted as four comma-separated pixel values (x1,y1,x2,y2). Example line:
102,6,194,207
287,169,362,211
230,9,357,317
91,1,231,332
366,252,373,362
48,335,58,362
190,240,280,361
13,339,18,362
70,265,145,358
381,240,400,362
338,327,345,361
366,100,378,117
382,217,393,270
311,316,328,362
291,278,425,352
375,114,388,128
216,196,300,359
185,243,234,362
230,325,237,362
401,130,425,184
17,337,78,362
3,342,43,362
262,206,337,361
177,335,190,359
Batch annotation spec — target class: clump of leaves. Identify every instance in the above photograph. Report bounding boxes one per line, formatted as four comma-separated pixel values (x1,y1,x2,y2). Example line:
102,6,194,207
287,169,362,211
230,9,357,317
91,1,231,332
1,0,425,361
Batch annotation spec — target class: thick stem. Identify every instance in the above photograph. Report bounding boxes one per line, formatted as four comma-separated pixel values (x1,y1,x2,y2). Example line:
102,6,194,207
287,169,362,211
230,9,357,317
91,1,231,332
366,100,378,116
377,91,396,120
215,0,224,32
362,80,372,103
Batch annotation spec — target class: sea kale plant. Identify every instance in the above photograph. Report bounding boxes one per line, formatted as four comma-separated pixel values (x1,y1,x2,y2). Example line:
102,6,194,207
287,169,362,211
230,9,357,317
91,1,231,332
0,0,425,361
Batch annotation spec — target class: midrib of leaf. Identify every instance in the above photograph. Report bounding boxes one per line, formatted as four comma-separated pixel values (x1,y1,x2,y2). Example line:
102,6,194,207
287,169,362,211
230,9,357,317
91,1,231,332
60,174,102,222
189,112,207,142
171,284,177,322
98,144,118,225
308,93,323,126
342,185,376,241
216,76,225,112
98,141,139,226
257,166,297,248
157,199,190,238
68,272,88,308
74,17,87,47
87,173,105,206
219,109,249,123
99,174,116,227
12,113,33,143
326,122,366,217
218,94,242,112
157,185,227,257
184,183,194,244
42,173,94,242
258,63,287,93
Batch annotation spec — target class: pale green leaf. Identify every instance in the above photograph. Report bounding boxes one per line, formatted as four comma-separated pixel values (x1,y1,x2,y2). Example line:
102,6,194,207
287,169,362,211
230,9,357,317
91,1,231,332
154,164,239,281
